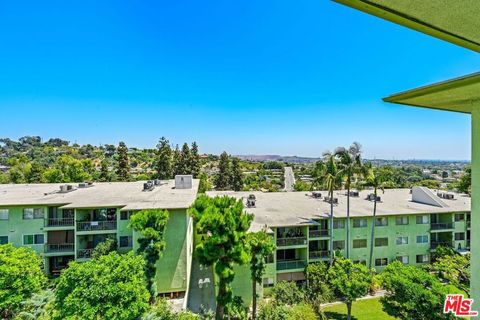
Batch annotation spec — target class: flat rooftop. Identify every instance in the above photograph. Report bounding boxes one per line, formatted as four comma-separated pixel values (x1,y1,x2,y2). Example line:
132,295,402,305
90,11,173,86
0,179,199,210
207,188,470,228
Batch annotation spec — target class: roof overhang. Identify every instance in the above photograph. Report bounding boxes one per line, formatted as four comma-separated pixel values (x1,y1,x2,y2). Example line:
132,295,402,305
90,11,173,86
383,72,480,114
333,0,480,52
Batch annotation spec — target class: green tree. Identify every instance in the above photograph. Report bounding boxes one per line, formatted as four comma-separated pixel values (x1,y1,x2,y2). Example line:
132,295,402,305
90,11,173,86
99,158,111,182
428,252,470,293
189,141,201,178
0,244,47,319
214,151,231,190
327,257,372,320
380,261,462,320
335,142,363,259
142,298,199,320
304,262,334,307
313,152,343,264
155,137,173,179
130,209,170,302
91,237,117,259
189,195,253,319
257,302,318,320
230,157,244,191
363,164,389,269
271,281,304,306
247,231,276,319
42,168,64,183
116,141,130,181
456,167,471,194
198,172,212,193
14,289,54,320
54,251,149,320
172,143,191,175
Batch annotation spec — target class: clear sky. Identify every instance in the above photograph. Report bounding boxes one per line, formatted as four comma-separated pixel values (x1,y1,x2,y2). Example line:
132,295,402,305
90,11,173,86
0,1,478,160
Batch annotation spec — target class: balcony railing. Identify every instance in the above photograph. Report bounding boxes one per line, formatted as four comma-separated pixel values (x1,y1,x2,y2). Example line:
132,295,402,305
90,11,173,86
430,241,453,249
276,237,307,247
309,229,329,238
46,218,74,227
430,222,454,230
467,221,471,228
77,248,94,259
309,250,330,259
277,260,307,271
76,220,117,232
45,243,74,253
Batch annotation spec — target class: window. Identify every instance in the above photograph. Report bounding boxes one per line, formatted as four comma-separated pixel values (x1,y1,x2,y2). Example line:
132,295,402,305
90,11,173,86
396,236,408,245
416,235,428,244
416,215,429,224
23,234,44,245
277,249,296,261
119,236,133,248
416,254,429,263
375,217,388,226
396,256,409,264
454,213,465,222
333,220,345,229
23,208,44,219
374,237,388,247
395,216,409,225
353,218,367,228
353,239,367,248
333,240,345,250
0,209,9,220
120,211,133,220
455,232,466,241
262,278,274,288
375,258,388,267
0,236,8,245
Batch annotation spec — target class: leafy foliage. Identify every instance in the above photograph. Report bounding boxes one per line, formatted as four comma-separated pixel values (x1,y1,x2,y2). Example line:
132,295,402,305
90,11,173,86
91,237,118,259
14,289,54,320
271,281,305,306
304,262,334,306
155,137,174,179
214,151,231,190
380,260,462,320
427,252,470,293
142,299,199,320
116,141,130,181
257,302,317,320
0,244,47,319
189,195,253,319
130,209,170,301
54,251,149,320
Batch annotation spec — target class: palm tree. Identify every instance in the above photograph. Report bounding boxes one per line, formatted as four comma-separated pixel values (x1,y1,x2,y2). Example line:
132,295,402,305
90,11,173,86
335,142,363,259
313,152,343,265
363,163,389,269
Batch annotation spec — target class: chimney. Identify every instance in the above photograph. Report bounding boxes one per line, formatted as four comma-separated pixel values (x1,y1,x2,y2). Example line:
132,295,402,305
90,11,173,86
175,175,193,189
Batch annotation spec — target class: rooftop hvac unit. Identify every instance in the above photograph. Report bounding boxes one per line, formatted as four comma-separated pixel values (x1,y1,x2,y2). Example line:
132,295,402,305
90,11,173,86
444,193,454,200
175,175,193,189
78,182,88,188
154,179,161,186
312,191,322,198
59,184,75,193
349,191,359,197
59,185,68,193
246,195,256,208
143,181,155,191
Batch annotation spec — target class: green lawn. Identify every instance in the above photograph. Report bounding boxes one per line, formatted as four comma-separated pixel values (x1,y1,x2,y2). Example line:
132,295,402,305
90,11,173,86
323,297,398,320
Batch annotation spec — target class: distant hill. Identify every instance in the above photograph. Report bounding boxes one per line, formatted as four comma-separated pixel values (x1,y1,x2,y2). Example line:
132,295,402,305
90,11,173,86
236,155,321,164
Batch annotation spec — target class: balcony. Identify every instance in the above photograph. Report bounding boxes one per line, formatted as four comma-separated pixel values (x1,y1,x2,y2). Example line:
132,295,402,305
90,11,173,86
430,222,454,230
309,250,330,260
276,260,307,271
467,221,471,228
76,220,117,232
430,241,454,249
46,218,74,227
276,237,307,247
309,229,329,238
45,243,74,253
77,248,94,259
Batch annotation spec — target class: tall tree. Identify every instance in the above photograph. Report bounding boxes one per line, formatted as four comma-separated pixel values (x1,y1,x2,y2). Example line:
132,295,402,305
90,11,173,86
327,257,372,320
230,157,244,191
313,152,343,265
54,252,149,320
129,209,169,302
189,195,253,320
247,230,276,319
116,141,130,181
335,142,363,259
189,141,201,178
214,151,231,190
155,137,173,179
0,244,47,319
363,163,388,269
99,158,110,182
173,144,182,176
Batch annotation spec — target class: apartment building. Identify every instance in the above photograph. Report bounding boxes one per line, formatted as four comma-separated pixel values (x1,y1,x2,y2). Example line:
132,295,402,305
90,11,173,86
208,186,471,305
0,176,199,298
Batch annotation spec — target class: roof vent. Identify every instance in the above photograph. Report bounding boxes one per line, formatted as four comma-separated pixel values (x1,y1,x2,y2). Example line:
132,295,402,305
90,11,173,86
324,196,338,204
246,194,256,207
175,175,193,189
154,179,161,186
143,180,155,191
59,184,75,193
312,191,322,198
412,186,448,207
348,190,359,197
437,191,455,200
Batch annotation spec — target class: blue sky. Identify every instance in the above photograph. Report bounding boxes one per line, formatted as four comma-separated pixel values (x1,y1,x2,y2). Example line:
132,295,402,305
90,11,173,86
0,1,477,160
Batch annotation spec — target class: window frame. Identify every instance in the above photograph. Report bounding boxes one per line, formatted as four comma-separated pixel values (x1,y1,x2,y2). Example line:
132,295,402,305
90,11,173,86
374,258,388,267
0,235,8,245
374,217,388,227
416,235,429,244
23,233,45,245
374,237,389,247
395,216,409,225
353,218,367,228
396,236,408,245
416,215,429,224
352,239,367,248
0,209,9,220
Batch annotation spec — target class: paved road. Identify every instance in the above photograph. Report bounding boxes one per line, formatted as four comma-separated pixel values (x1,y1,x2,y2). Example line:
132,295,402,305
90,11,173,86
284,166,295,191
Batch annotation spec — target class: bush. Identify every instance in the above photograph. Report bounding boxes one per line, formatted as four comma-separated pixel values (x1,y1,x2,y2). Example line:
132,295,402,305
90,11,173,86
271,281,304,306
142,299,199,320
0,244,47,319
257,302,317,320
